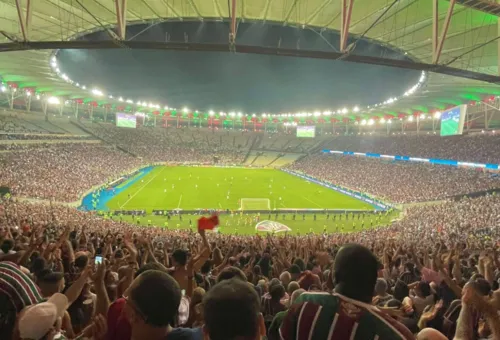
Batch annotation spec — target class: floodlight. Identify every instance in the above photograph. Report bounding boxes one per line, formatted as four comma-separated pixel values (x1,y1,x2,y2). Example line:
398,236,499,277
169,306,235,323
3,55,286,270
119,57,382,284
408,116,414,122
434,111,441,119
183,107,189,113
341,108,348,114
353,106,359,112
92,88,103,96
47,96,60,105
209,111,215,116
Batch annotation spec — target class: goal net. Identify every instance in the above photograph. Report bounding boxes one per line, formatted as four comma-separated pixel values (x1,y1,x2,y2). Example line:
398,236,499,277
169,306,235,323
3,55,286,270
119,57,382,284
239,198,271,211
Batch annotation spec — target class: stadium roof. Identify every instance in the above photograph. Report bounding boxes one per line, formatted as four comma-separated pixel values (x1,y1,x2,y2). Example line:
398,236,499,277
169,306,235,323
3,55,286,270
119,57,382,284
1,0,500,120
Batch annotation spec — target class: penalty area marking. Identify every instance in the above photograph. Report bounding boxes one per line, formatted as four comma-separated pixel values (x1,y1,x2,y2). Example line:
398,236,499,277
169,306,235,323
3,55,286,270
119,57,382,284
119,167,166,209
177,195,183,209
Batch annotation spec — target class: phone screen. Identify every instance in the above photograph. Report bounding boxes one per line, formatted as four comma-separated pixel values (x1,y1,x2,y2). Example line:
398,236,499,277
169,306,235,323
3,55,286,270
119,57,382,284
95,256,103,264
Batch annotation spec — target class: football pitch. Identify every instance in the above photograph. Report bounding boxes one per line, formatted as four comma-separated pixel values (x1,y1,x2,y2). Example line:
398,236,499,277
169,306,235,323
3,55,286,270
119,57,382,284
106,166,373,211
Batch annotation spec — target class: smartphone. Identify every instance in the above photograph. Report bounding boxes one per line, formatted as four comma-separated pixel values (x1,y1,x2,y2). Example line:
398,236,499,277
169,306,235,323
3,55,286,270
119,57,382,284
95,256,103,264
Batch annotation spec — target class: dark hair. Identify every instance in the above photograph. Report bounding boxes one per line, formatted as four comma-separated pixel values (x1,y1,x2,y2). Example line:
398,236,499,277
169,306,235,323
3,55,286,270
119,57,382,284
269,284,285,301
393,279,410,301
293,258,306,272
0,239,14,254
130,270,181,327
134,262,168,279
74,255,89,269
216,266,247,283
172,249,188,266
333,244,378,302
203,279,260,340
289,264,301,275
417,281,431,297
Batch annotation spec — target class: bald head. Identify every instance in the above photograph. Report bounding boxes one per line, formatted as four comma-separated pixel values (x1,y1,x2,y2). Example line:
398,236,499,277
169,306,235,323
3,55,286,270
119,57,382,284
279,271,291,286
287,281,300,294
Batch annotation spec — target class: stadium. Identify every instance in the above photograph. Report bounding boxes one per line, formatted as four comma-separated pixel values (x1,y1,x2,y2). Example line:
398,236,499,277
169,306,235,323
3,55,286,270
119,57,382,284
1,1,500,339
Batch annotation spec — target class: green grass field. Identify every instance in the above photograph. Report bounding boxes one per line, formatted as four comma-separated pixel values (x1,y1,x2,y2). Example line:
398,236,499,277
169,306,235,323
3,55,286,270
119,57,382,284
106,166,373,211
109,212,397,235
102,166,397,234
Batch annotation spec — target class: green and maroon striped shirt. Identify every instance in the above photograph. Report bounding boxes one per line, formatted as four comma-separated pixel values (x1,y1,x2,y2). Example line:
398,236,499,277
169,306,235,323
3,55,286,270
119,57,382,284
0,261,43,312
279,292,414,340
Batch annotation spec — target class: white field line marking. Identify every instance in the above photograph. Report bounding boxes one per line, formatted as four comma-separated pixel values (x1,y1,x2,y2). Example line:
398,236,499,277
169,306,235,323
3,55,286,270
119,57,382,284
177,194,183,209
218,202,223,209
303,195,323,208
120,167,166,209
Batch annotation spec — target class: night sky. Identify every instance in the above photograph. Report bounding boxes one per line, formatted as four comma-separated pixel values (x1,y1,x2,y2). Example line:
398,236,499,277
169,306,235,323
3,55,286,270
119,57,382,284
58,21,420,113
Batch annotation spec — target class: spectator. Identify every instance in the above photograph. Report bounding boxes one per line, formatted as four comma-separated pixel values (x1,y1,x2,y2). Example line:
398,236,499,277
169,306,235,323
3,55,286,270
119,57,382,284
124,270,202,340
202,279,265,340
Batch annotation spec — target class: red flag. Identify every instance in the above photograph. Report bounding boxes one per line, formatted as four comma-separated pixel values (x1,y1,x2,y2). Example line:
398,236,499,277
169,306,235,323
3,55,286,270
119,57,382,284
198,214,219,230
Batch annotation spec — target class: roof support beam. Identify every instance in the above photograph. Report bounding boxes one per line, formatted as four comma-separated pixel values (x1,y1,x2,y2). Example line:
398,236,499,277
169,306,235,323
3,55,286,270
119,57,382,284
433,0,456,64
230,0,237,46
115,0,127,40
14,0,32,41
340,0,354,52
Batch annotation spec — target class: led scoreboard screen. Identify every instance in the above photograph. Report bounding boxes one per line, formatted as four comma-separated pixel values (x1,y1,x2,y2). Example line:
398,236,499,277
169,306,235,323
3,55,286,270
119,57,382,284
116,113,137,128
297,126,315,138
440,105,466,137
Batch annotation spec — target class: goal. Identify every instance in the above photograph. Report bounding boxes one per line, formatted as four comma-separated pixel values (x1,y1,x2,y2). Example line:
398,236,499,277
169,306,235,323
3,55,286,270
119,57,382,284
239,198,271,211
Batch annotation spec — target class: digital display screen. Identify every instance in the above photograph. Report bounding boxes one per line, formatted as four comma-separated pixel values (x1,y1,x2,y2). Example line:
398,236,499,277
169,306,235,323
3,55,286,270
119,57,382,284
440,105,466,136
116,113,137,128
297,126,315,138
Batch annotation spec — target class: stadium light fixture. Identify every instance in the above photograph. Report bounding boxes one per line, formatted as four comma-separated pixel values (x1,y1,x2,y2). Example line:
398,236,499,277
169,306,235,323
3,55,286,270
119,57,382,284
36,94,40,100
323,111,332,116
408,116,414,122
361,119,367,125
126,99,133,104
368,119,374,125
252,113,256,117
380,118,385,123
421,114,426,119
262,113,267,117
229,112,235,117
118,97,124,102
183,107,189,113
164,106,169,110
209,110,215,116
47,96,60,105
434,111,441,119
341,108,348,114
109,95,113,99
313,111,321,117
353,106,359,112
92,88,104,96
82,86,86,90
237,112,242,117
1,86,6,92
387,119,392,124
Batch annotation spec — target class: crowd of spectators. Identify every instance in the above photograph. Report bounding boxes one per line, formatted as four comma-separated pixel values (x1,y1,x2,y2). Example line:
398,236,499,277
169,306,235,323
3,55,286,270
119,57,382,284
321,134,500,165
287,154,500,203
0,143,143,202
84,124,247,164
0,193,499,339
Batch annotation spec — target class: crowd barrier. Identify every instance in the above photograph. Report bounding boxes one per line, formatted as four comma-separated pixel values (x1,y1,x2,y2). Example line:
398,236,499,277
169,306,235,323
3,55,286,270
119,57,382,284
322,150,500,171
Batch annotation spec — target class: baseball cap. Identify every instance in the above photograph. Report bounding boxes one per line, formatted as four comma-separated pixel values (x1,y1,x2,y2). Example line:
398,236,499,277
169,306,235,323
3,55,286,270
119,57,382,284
18,293,68,340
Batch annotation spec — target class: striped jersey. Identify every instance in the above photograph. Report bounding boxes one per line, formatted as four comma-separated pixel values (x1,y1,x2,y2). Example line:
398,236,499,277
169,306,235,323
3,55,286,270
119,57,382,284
0,261,43,312
279,292,414,340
